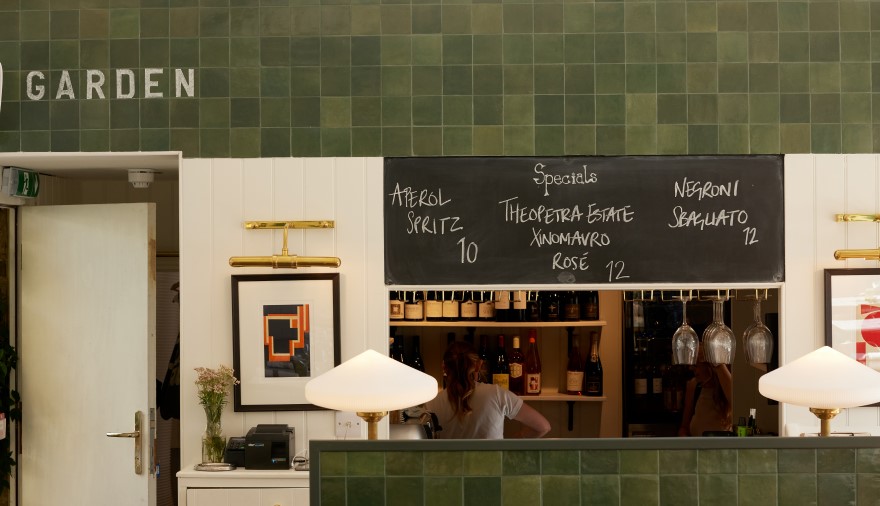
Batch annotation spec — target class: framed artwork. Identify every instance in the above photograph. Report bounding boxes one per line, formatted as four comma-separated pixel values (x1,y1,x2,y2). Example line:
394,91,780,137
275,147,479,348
824,268,880,378
231,273,341,411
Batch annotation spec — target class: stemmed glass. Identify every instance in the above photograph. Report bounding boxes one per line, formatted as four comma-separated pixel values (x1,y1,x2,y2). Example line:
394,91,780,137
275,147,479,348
743,297,774,365
671,295,699,365
702,296,736,366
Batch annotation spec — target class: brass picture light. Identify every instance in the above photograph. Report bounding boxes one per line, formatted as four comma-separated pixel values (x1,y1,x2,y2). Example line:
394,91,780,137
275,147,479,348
833,214,880,261
228,221,342,269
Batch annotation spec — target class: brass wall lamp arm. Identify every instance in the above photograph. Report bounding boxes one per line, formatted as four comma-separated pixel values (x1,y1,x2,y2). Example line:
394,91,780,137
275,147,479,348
835,214,880,222
229,220,341,269
834,248,880,261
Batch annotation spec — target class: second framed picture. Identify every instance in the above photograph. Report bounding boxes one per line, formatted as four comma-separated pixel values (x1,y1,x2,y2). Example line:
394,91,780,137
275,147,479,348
231,273,341,411
825,268,880,374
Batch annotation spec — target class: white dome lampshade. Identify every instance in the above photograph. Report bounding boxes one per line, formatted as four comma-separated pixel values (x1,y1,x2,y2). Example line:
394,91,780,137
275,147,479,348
305,349,438,439
759,346,880,436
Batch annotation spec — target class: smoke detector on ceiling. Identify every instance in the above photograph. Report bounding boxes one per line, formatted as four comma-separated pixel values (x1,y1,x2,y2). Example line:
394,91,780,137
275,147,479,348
128,169,158,189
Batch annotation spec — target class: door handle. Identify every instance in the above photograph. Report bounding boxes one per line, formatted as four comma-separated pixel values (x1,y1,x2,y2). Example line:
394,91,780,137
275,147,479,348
106,411,143,475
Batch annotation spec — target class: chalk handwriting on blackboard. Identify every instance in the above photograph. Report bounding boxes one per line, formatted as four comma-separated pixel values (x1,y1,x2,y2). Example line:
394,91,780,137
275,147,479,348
384,156,784,284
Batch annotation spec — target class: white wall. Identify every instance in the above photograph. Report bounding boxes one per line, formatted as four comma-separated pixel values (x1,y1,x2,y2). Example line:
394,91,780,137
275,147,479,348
783,154,880,434
179,158,386,469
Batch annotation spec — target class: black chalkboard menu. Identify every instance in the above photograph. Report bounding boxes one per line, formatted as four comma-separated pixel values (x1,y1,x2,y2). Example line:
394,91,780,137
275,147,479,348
384,156,784,285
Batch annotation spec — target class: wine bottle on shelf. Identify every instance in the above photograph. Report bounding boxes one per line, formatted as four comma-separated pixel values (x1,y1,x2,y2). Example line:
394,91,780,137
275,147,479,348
651,361,664,411
584,331,603,396
390,336,404,363
581,291,599,321
632,336,648,409
508,336,525,395
403,290,424,321
563,291,580,321
541,291,560,321
494,290,511,322
460,290,478,321
442,291,460,321
566,331,585,395
511,290,527,322
425,290,443,322
478,290,495,321
524,330,542,395
526,291,541,322
389,291,404,321
408,335,425,372
477,335,491,383
492,334,510,390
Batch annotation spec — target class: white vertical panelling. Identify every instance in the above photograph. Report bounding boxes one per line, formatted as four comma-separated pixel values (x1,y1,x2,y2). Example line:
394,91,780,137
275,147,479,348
180,157,381,471
784,154,880,433
179,159,216,468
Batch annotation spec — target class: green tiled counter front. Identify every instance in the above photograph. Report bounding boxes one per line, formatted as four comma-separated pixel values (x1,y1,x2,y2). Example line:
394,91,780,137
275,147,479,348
310,437,880,505
3,1,880,157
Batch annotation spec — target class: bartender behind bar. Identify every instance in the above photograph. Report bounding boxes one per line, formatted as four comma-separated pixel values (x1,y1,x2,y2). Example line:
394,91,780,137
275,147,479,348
678,346,733,437
426,341,551,439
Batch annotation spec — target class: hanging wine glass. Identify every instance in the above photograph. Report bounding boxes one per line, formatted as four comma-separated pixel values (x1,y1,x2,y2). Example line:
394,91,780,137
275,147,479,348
743,297,774,365
702,296,736,366
671,295,699,365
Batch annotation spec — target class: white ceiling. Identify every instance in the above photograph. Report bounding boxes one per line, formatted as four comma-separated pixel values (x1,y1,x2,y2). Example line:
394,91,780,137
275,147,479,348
0,152,180,180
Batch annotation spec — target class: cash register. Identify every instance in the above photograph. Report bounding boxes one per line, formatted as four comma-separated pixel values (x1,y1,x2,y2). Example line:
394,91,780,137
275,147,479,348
228,424,294,470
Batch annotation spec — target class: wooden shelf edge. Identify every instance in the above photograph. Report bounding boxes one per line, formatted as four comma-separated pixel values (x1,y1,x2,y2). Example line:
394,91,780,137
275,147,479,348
521,394,606,402
389,320,607,328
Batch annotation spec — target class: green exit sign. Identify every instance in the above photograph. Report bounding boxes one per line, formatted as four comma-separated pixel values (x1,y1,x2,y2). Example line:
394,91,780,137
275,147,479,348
4,167,39,198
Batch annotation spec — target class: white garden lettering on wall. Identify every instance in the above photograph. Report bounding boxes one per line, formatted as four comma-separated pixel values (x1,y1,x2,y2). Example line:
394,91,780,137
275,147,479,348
25,68,196,100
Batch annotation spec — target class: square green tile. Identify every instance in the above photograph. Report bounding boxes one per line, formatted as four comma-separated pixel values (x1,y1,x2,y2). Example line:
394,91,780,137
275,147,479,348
288,127,316,157
656,2,685,32
810,2,840,32
660,475,698,506
625,3,654,33
658,94,686,124
841,63,871,92
688,94,717,124
427,451,464,476
535,4,563,33
565,125,595,154
443,66,472,96
596,64,625,94
842,93,871,123
321,127,352,156
387,477,424,506
534,34,563,65
346,477,385,506
749,32,778,63
535,125,564,154
382,96,409,125
462,477,501,506
473,35,502,65
322,36,351,66
596,95,625,124
535,64,564,94
503,95,533,124
443,126,473,154
474,126,504,155
580,474,620,504
749,94,779,124
443,34,472,65
425,477,463,506
501,476,540,506
811,123,842,153
626,64,656,93
817,473,856,506
474,96,503,125
625,126,656,154
503,126,534,155
778,473,817,506
818,449,856,474
351,127,382,156
503,4,533,33
503,34,533,65
687,33,717,63
626,94,656,125
718,2,746,32
811,94,841,123
413,5,441,34
541,476,580,505
595,33,624,64
699,474,738,505
594,3,623,33
738,474,777,506
596,126,626,155
473,5,502,35
659,450,698,475
350,5,379,35
857,449,880,473
686,2,716,33
779,3,808,32
535,95,564,125
565,95,595,124
657,33,686,63
843,124,872,152
687,63,717,93
718,32,747,63
841,32,870,62
780,33,809,62
503,65,533,94
657,64,686,93
619,451,658,474
780,63,810,93
228,128,259,157
719,124,750,153
620,475,659,506
412,126,442,155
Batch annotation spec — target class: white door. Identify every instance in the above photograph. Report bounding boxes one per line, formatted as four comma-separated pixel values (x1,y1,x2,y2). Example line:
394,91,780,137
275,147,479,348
19,203,156,505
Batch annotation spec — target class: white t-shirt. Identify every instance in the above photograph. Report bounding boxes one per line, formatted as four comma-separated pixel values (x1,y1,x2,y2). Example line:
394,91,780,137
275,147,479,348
426,382,523,439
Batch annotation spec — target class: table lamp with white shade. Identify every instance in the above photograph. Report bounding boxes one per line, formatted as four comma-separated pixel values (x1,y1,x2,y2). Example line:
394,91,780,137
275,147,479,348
758,346,880,436
305,349,439,439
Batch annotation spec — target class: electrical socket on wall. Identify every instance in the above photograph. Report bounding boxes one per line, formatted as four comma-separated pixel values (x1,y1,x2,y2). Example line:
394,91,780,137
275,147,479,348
335,411,362,439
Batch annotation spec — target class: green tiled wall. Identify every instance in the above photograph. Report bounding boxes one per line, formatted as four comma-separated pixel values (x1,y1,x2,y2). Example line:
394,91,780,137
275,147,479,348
316,448,880,505
2,0,880,157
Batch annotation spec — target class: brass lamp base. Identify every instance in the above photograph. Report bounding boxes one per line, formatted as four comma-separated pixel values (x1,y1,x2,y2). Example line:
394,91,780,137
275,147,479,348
809,408,841,437
357,411,389,440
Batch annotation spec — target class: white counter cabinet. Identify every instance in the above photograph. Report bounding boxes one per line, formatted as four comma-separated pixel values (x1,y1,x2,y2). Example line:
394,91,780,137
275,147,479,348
178,469,309,506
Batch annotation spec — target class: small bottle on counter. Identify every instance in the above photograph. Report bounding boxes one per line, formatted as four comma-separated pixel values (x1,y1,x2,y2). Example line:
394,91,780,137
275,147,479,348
584,331,603,396
403,290,424,321
566,331,584,395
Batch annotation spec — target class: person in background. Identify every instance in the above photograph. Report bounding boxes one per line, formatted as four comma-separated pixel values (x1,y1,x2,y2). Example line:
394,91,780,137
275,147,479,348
426,341,551,439
678,346,733,437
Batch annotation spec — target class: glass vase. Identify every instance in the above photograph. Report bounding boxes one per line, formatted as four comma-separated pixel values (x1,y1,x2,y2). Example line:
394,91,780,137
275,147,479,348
201,403,226,464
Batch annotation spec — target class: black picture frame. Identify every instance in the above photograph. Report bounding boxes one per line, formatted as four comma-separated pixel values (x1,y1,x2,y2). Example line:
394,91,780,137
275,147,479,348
231,273,341,411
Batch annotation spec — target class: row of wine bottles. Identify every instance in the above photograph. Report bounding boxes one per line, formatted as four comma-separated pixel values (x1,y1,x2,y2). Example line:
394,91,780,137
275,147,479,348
391,329,604,398
389,290,600,322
